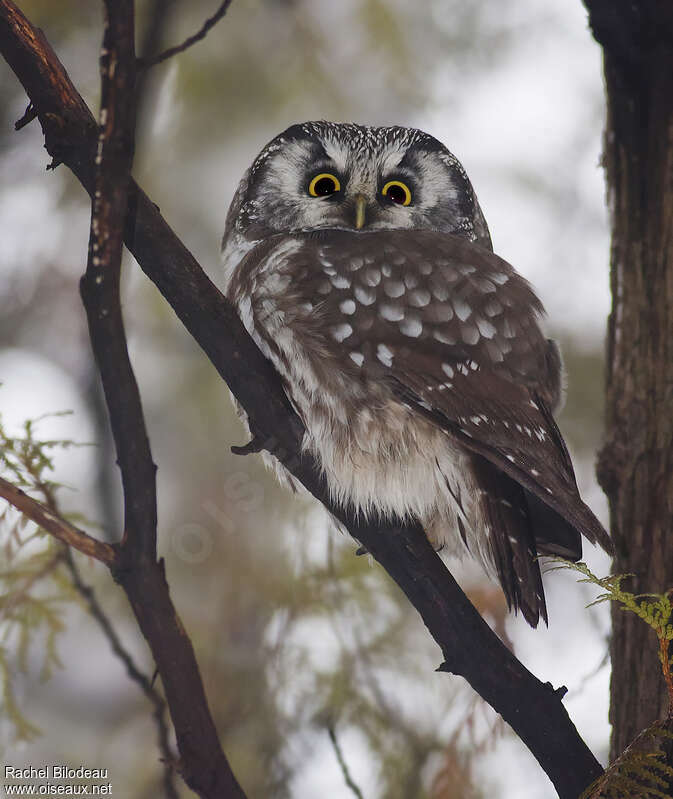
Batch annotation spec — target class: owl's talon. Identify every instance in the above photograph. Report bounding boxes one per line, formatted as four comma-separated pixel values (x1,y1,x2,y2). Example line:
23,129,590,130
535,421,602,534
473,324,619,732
231,436,264,456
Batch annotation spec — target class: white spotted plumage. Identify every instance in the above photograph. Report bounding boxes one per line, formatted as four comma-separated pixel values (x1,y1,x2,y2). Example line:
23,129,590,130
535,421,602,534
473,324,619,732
221,121,611,627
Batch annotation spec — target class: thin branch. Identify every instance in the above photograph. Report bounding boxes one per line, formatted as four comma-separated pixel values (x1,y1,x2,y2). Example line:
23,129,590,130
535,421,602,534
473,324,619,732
81,0,157,565
135,0,178,120
14,100,36,129
77,2,247,797
63,551,179,799
31,476,178,798
327,726,366,799
0,549,66,621
0,3,247,797
0,476,117,566
137,0,234,69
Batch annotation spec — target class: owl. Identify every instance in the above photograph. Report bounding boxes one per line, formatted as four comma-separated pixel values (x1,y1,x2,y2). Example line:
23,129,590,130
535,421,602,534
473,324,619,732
221,121,611,627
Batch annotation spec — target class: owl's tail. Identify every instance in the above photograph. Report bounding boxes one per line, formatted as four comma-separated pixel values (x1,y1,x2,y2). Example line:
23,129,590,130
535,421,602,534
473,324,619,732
471,456,549,627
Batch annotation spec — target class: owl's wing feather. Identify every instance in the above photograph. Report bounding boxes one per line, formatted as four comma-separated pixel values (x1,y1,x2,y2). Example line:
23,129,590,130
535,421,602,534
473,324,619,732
288,228,611,549
470,454,548,626
390,366,609,554
388,366,599,625
232,229,611,624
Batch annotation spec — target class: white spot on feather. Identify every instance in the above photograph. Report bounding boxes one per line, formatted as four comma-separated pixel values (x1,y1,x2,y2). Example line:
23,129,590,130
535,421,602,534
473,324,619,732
476,317,497,339
354,285,376,306
434,330,457,345
330,274,351,289
376,343,394,366
330,323,353,342
431,283,450,301
409,289,431,307
502,319,516,338
362,268,381,286
453,297,472,321
484,299,503,317
399,318,423,337
380,304,405,322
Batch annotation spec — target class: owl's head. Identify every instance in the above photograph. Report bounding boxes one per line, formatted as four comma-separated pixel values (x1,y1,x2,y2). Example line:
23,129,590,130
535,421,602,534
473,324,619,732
222,122,491,269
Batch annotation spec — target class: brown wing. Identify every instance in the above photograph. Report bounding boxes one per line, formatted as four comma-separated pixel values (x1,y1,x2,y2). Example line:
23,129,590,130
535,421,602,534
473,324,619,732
283,229,607,529
230,229,611,623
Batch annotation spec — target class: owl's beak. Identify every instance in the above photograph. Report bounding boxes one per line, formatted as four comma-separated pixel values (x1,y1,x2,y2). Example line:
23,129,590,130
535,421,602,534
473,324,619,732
354,194,367,230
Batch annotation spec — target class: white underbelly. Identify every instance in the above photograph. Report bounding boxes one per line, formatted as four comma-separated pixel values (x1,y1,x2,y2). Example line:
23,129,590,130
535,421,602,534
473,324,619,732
300,400,482,563
241,307,490,570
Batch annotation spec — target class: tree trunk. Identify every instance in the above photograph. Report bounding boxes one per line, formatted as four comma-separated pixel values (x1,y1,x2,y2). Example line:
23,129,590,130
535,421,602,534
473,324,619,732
585,0,673,762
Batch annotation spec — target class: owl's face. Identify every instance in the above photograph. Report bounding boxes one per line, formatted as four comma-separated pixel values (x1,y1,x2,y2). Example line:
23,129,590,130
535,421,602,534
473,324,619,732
222,122,491,272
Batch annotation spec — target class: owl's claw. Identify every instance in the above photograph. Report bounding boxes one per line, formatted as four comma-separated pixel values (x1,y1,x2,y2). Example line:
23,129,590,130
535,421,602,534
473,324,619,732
231,435,264,456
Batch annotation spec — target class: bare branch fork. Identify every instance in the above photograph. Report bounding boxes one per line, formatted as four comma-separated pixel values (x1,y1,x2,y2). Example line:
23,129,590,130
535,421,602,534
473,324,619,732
137,0,234,69
0,2,604,797
1,2,245,798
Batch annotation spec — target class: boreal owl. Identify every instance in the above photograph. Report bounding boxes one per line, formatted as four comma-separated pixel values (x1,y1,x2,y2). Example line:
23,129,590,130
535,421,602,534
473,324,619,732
221,121,611,626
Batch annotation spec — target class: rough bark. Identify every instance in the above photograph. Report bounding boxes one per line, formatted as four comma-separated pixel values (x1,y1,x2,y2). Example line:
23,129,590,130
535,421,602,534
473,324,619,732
586,0,673,763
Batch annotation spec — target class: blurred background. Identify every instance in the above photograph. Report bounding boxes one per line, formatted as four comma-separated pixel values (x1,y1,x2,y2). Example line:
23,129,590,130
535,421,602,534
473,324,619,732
0,1,612,797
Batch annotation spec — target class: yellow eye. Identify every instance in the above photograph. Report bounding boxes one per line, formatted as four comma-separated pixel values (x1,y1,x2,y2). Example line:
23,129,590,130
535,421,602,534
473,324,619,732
382,180,412,206
308,173,341,197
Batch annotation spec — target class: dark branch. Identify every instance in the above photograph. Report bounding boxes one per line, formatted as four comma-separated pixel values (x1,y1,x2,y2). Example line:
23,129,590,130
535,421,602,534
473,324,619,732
80,0,158,565
0,3,248,797
327,726,365,799
135,0,177,114
80,3,246,798
63,551,180,799
15,100,36,129
30,475,178,796
0,3,604,797
137,0,234,69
